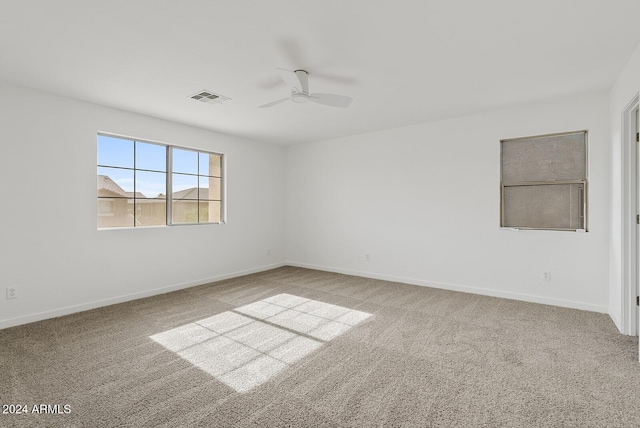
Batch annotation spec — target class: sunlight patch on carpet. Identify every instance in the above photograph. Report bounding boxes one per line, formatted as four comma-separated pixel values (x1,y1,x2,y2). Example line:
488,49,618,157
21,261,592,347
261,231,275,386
150,293,372,392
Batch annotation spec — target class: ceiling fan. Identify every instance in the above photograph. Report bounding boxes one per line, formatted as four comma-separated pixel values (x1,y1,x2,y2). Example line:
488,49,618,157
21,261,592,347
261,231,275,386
259,68,353,108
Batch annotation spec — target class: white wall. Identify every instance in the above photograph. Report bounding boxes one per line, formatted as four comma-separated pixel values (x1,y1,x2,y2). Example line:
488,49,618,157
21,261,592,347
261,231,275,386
608,41,640,333
0,77,623,330
286,93,611,313
0,84,286,329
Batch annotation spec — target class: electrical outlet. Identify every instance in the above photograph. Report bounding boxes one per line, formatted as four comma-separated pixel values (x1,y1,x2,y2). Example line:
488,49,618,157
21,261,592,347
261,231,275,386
6,287,17,299
365,253,371,262
542,271,551,281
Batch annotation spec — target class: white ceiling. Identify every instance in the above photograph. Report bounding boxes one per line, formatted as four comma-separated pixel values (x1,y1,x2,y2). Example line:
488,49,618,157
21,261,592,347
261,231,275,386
2,1,640,145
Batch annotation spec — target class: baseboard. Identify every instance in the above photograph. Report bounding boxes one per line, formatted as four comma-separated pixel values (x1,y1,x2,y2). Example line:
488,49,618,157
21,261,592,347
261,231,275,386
285,261,609,314
608,311,623,334
2,261,610,330
0,262,285,330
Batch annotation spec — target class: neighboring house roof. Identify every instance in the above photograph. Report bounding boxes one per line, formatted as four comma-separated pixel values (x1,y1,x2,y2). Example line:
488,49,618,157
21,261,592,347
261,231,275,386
98,175,214,200
97,175,146,198
98,175,126,196
126,191,147,198
172,187,208,200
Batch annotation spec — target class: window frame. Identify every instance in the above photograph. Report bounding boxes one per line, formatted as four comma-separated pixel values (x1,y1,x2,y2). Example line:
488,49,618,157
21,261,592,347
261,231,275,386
499,130,588,232
97,132,225,229
167,146,224,226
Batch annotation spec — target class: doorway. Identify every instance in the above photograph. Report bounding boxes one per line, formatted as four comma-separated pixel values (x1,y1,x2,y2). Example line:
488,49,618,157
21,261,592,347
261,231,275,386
635,105,639,341
622,95,639,340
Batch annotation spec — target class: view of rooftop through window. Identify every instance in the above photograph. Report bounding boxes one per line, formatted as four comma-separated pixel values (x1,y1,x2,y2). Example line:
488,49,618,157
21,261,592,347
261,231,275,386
97,134,223,228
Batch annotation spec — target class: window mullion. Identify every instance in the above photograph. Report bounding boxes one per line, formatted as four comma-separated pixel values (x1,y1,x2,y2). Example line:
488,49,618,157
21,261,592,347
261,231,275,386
133,141,137,228
167,147,173,225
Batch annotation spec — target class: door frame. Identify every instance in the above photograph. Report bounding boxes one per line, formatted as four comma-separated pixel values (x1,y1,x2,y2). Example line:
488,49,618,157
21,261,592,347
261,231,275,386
622,94,639,337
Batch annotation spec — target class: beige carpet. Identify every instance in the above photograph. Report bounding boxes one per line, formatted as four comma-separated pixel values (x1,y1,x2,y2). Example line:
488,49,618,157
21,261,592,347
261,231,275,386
1,266,639,427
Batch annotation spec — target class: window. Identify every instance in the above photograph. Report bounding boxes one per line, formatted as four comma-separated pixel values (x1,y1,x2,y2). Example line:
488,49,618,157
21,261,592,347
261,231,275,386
171,148,222,224
500,130,587,231
98,199,114,216
97,134,223,228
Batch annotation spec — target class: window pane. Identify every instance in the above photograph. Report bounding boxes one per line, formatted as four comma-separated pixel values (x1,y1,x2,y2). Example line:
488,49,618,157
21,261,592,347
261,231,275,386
502,132,586,182
98,167,134,196
503,183,583,229
136,141,166,172
98,135,134,168
200,176,221,200
136,200,166,226
136,171,166,199
172,173,198,198
172,148,198,174
200,200,221,223
172,200,200,224
97,198,134,228
199,153,222,177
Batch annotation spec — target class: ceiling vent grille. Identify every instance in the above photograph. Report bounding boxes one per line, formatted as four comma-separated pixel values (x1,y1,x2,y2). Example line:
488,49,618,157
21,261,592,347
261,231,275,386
189,90,230,105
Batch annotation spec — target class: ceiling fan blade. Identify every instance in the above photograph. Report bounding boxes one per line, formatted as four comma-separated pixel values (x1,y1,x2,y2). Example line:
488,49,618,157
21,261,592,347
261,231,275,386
259,97,290,108
308,93,353,108
276,68,302,92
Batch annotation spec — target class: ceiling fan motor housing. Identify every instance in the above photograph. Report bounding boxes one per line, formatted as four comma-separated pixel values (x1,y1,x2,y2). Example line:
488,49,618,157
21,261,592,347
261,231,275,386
259,68,352,108
291,92,309,103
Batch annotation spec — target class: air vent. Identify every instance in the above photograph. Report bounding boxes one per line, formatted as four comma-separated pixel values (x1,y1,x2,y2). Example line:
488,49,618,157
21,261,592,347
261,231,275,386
189,90,230,105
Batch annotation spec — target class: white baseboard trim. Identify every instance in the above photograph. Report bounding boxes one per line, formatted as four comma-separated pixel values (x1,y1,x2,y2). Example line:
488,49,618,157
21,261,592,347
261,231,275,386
286,261,609,314
0,263,285,330
609,311,623,334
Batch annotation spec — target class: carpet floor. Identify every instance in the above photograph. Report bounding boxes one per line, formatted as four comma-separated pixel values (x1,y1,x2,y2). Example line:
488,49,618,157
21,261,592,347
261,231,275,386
1,266,639,427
